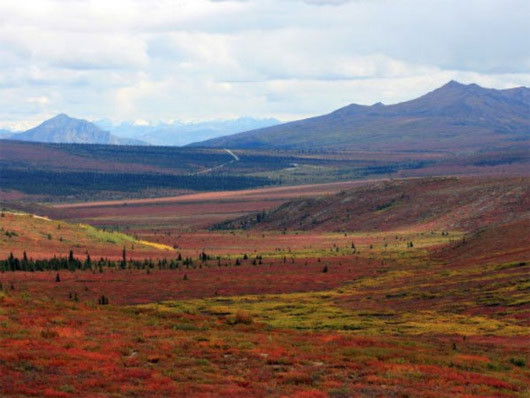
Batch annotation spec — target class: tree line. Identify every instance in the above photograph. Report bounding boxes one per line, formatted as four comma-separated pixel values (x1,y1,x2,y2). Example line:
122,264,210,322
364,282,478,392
0,250,266,273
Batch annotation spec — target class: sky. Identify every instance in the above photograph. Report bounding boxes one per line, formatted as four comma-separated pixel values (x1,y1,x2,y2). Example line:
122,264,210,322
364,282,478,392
0,0,529,130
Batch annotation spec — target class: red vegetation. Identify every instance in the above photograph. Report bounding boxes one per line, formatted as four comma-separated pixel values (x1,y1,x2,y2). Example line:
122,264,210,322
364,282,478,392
0,256,377,305
1,293,528,398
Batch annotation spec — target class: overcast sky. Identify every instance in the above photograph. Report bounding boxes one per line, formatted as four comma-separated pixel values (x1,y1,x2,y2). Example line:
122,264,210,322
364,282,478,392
0,0,529,129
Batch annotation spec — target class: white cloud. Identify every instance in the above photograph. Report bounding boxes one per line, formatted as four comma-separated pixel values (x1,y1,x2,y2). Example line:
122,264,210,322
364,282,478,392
0,0,528,127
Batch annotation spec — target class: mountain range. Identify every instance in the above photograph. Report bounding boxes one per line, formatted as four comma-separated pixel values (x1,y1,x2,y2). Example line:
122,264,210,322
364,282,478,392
95,117,280,146
0,115,280,146
2,81,528,150
191,81,530,152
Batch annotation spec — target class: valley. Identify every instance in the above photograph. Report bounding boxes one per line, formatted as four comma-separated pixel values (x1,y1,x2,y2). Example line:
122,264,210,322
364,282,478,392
0,80,529,398
1,1,528,396
1,173,529,397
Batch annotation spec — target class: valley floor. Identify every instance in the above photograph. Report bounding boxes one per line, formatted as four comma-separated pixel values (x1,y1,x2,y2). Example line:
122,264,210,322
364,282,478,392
1,228,528,397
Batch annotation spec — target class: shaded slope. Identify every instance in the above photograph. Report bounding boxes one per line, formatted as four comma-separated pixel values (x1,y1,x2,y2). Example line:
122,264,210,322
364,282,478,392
192,81,530,151
216,177,530,232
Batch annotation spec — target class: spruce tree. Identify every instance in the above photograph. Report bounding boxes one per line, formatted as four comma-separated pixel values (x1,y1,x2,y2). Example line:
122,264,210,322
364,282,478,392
121,247,127,269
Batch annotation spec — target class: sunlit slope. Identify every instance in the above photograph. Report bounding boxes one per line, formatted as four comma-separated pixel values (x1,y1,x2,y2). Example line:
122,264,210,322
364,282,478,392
0,211,173,259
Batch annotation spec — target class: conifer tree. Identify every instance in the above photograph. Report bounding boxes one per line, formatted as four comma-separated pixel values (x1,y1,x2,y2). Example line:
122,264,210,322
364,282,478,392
121,247,127,269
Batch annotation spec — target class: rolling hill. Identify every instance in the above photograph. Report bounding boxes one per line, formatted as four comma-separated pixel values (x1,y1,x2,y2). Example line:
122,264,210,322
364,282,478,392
191,81,530,152
5,114,146,145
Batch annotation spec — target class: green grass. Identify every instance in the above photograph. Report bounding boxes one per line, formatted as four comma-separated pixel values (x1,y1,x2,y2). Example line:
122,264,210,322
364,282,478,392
80,224,138,245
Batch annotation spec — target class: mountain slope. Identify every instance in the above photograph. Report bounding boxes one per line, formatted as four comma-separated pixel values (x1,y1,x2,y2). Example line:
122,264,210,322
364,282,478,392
7,114,146,145
191,81,530,152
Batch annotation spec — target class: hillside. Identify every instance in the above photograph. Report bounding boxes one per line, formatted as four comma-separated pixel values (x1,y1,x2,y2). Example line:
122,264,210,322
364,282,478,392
191,81,530,152
0,211,172,260
6,114,146,145
216,176,530,232
436,218,530,266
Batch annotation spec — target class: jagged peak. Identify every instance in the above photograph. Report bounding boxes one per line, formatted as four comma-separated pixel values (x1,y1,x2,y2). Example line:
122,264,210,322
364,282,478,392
438,81,486,92
418,81,489,100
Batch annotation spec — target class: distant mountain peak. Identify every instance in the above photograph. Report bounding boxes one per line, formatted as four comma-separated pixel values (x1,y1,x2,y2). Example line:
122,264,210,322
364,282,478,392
53,113,70,119
437,80,485,93
5,114,147,146
46,113,76,124
443,80,465,88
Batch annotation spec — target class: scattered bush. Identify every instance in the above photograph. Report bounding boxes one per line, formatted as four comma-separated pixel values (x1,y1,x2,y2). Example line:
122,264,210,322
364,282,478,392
509,357,526,368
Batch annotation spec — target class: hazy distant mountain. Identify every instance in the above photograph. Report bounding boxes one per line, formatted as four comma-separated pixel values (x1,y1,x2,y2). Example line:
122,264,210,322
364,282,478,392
95,117,280,146
0,129,13,138
191,81,530,152
7,114,146,145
